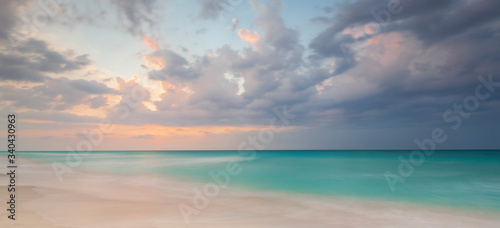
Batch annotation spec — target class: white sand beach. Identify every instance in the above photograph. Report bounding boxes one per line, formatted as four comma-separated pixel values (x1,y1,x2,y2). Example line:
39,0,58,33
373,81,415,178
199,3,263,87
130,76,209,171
1,158,500,228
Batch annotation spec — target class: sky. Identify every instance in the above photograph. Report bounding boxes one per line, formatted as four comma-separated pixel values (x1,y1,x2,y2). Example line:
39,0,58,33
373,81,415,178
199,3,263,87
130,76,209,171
0,0,499,151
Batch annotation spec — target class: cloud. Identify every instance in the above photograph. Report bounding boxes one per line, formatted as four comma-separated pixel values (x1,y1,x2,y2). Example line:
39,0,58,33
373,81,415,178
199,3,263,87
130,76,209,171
122,1,318,128
87,96,108,109
238,29,260,44
19,39,90,72
0,77,115,111
146,49,199,81
0,53,47,82
305,0,500,131
0,38,90,82
197,0,227,20
142,34,159,50
1,0,499,150
69,79,114,94
7,0,499,135
230,18,238,32
133,134,155,139
308,0,500,58
0,0,29,42
108,0,160,36
11,111,103,124
254,1,299,50
44,0,162,37
113,76,151,111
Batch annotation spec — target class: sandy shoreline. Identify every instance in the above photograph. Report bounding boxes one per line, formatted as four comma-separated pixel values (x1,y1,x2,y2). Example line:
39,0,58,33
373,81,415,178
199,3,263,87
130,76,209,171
1,158,500,227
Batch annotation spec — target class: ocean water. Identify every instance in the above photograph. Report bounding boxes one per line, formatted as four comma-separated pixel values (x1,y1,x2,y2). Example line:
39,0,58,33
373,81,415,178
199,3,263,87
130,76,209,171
16,150,500,212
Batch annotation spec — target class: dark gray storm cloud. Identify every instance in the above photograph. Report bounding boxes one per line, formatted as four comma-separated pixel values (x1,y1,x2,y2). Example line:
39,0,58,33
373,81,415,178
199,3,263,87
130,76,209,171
309,0,500,99
69,79,114,94
0,77,115,111
17,39,90,73
309,0,500,57
0,38,90,82
0,53,47,82
147,49,200,81
301,0,500,149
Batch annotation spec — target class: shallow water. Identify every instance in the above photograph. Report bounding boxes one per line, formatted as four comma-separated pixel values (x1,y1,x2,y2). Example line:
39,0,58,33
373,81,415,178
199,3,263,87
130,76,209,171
16,150,500,212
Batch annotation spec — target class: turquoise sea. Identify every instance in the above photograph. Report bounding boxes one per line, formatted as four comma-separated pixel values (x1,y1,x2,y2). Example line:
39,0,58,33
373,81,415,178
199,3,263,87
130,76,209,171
16,150,500,212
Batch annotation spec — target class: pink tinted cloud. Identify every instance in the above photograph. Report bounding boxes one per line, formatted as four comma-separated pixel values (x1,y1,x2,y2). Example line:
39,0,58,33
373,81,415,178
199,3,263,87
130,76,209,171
142,35,159,50
238,29,261,44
